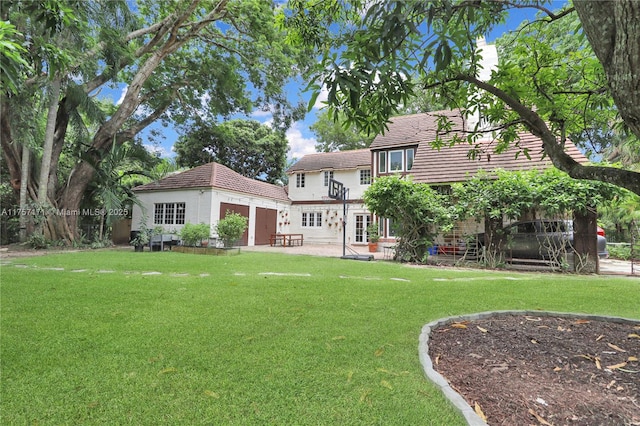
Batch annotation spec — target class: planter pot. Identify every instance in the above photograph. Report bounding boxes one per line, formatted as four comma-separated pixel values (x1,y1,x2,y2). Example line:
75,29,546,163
368,242,379,252
134,245,144,252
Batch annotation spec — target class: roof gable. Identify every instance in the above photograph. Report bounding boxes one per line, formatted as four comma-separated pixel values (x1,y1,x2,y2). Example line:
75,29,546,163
133,162,289,201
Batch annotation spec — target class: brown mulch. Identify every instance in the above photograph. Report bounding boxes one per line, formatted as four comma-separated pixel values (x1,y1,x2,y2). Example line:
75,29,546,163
428,314,640,426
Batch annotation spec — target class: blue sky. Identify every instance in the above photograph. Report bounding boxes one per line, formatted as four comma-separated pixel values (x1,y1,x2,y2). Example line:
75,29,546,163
119,3,558,162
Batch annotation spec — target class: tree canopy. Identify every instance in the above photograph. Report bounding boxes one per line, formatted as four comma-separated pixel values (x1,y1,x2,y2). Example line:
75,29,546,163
287,0,640,195
174,119,289,183
1,0,309,241
310,110,374,152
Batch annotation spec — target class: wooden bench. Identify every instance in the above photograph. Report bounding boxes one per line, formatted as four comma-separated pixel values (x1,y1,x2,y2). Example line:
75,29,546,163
270,233,303,247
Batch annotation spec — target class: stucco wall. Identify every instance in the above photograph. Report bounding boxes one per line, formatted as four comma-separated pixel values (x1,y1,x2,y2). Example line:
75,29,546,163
132,187,289,246
288,169,371,202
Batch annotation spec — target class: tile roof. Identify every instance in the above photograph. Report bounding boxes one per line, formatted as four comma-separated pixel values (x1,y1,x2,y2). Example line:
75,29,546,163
371,111,589,184
133,162,290,201
370,110,465,150
287,148,371,173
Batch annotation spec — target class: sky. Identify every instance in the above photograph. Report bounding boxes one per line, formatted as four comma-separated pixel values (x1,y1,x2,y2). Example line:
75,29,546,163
120,3,558,163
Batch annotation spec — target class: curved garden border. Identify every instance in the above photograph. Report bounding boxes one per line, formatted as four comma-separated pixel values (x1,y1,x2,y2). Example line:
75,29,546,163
418,310,640,426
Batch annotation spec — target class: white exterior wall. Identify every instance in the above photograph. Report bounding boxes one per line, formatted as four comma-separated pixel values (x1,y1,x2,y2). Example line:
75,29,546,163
132,188,289,246
131,188,211,235
287,168,373,245
288,168,371,202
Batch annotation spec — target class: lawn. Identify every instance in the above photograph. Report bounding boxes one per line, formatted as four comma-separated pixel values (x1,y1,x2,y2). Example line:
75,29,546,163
1,249,638,425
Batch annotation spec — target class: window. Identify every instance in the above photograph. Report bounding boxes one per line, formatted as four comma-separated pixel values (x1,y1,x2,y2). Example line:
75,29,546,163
387,218,397,237
360,169,371,185
378,152,386,173
323,171,334,186
154,202,186,225
389,150,403,172
355,214,371,243
296,173,305,188
302,212,322,227
378,148,416,173
406,148,415,170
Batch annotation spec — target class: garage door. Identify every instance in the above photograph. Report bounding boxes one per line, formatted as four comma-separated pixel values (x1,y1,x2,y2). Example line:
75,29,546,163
255,207,277,245
219,203,249,246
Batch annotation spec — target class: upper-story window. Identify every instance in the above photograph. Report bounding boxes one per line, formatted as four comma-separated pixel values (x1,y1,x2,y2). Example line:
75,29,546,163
389,150,403,172
323,171,334,186
378,152,387,173
360,169,371,185
378,148,415,174
406,148,415,170
296,173,305,188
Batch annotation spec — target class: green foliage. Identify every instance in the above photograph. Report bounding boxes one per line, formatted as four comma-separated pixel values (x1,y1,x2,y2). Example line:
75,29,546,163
598,190,640,242
286,0,640,195
453,168,622,222
366,222,380,243
175,119,289,184
2,0,311,241
364,175,453,262
179,222,210,247
310,110,374,152
0,21,29,94
26,233,49,249
215,212,248,248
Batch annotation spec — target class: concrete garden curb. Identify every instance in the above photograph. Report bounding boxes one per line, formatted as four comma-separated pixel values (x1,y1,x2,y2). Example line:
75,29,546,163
418,310,640,426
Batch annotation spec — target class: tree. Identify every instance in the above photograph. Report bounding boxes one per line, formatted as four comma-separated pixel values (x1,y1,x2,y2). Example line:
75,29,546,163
310,110,374,152
287,0,640,195
363,175,453,263
174,119,289,183
2,0,309,242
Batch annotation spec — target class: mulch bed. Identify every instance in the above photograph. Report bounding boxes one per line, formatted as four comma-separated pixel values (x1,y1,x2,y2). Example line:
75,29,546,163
428,314,640,425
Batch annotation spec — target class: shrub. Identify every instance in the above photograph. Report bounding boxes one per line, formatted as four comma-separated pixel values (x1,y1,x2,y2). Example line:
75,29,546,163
180,222,210,247
216,212,248,248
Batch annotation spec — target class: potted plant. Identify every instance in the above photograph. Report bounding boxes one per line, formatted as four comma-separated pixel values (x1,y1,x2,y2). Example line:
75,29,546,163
130,220,150,252
367,222,380,252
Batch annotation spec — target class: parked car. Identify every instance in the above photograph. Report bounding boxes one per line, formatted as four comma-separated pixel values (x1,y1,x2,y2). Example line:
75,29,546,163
470,219,608,259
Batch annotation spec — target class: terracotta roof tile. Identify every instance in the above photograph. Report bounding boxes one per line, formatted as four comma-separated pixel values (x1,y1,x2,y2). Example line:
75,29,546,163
133,162,289,201
371,111,588,184
287,149,371,173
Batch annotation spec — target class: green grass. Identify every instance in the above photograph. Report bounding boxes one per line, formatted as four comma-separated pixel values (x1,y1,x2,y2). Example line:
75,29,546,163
1,249,638,425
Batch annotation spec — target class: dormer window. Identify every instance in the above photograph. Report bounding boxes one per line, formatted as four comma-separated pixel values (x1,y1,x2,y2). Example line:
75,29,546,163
377,148,415,174
378,152,387,173
389,150,403,171
296,173,305,188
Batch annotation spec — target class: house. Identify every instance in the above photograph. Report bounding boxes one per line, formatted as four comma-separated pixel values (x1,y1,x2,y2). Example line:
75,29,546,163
130,114,587,250
285,149,372,245
130,38,589,250
131,162,290,246
368,110,589,250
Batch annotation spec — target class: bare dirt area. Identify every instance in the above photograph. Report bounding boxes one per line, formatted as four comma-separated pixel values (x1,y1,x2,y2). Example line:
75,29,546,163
428,314,640,425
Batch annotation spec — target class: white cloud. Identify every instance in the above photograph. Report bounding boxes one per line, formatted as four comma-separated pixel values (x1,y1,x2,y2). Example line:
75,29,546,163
312,86,329,110
286,122,316,159
116,85,128,106
144,143,174,158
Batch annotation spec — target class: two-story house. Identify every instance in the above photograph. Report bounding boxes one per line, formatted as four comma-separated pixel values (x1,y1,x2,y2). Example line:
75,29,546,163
285,149,372,246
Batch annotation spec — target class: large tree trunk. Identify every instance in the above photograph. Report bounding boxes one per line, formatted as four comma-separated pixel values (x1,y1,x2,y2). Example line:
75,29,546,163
38,78,61,204
19,143,30,242
574,0,640,140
